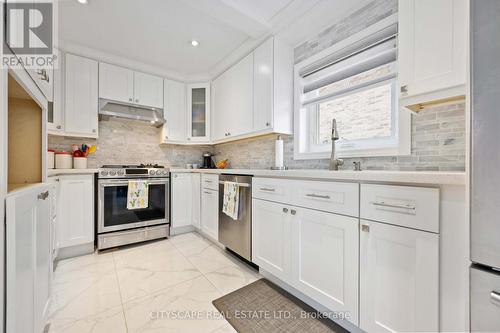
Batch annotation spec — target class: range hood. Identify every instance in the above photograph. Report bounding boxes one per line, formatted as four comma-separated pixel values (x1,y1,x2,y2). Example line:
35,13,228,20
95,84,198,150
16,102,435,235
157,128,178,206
99,99,165,127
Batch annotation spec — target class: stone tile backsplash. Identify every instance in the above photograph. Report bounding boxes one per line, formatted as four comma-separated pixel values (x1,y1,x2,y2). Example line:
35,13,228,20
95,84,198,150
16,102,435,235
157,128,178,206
214,102,466,172
48,117,211,168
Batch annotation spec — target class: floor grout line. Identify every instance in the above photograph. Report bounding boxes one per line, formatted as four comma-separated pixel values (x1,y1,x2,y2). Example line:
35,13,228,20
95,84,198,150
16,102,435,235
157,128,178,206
111,251,130,333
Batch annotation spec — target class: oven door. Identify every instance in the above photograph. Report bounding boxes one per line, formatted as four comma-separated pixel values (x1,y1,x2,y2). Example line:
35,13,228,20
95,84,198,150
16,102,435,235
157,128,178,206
98,178,169,233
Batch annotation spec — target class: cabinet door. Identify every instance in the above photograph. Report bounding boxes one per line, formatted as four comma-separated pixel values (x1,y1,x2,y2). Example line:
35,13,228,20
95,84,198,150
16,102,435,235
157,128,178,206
187,83,210,142
162,79,187,143
65,54,98,137
58,175,94,248
34,187,51,333
252,199,292,282
98,62,134,104
6,184,52,333
133,71,163,108
360,220,439,332
212,74,230,141
191,173,201,229
201,189,218,240
398,0,466,98
253,38,273,131
291,208,359,325
171,173,192,228
49,48,64,132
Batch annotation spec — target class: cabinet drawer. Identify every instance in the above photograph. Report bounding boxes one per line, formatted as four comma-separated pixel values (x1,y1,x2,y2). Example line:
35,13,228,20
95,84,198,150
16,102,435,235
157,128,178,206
253,178,291,203
201,174,219,191
361,184,439,233
292,180,359,217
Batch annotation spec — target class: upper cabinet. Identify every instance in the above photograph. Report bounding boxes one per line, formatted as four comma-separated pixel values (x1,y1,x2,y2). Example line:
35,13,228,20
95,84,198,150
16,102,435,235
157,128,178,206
99,63,134,104
187,83,210,142
212,53,253,141
162,79,187,143
64,54,99,138
398,0,466,111
211,36,293,144
99,63,163,109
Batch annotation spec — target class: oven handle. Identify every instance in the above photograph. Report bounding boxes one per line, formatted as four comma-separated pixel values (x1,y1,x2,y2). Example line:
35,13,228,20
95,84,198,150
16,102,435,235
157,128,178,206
99,179,169,187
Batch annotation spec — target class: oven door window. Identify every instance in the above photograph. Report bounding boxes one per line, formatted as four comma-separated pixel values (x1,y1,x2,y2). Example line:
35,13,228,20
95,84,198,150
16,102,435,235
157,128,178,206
103,183,166,228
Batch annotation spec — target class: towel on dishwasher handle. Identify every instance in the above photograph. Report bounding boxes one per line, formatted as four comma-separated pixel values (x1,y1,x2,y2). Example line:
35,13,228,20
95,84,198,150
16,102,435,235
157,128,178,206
222,181,240,220
127,180,149,209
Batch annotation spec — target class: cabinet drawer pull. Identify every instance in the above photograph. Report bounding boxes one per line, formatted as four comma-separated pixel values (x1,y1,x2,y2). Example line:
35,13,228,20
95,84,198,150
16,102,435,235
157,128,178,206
371,202,416,210
491,291,500,307
306,193,330,199
290,209,297,215
283,208,288,213
259,188,275,192
38,191,49,200
204,191,212,195
361,224,370,232
400,85,408,93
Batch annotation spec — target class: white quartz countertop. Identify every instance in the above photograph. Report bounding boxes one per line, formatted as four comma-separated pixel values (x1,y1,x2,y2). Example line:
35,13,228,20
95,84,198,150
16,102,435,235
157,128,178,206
169,168,466,185
47,168,99,176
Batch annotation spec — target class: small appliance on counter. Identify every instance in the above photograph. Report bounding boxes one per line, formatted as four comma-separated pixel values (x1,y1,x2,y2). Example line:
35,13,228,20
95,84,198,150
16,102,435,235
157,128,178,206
201,152,216,169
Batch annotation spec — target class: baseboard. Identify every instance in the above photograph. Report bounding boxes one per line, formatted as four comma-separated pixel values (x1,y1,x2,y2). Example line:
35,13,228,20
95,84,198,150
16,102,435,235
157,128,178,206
56,242,95,260
259,269,363,333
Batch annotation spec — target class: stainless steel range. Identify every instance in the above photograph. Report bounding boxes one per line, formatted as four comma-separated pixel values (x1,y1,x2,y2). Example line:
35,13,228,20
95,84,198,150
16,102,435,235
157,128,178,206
97,164,170,250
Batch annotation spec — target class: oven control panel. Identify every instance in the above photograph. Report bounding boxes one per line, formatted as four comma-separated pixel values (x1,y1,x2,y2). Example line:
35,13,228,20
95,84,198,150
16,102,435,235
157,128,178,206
98,168,170,179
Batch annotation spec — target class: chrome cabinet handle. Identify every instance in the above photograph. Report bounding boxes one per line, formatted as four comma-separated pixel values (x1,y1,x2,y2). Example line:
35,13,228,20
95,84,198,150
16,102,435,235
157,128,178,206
266,122,270,127
371,201,416,210
56,125,62,129
204,191,211,195
135,99,139,103
218,181,250,188
491,291,500,307
129,98,133,102
306,193,330,199
259,188,275,192
290,209,297,215
361,224,370,232
283,208,288,213
92,129,97,133
400,85,408,94
38,191,49,200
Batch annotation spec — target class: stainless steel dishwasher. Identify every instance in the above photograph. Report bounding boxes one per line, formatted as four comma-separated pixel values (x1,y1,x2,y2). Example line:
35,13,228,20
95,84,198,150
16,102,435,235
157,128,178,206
218,174,252,262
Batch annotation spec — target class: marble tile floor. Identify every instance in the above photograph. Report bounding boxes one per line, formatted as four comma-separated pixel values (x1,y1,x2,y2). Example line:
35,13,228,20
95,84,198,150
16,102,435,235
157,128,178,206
46,232,260,333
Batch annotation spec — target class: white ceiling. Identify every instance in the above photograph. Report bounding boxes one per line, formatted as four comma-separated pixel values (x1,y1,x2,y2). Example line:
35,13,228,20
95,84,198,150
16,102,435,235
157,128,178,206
58,0,368,80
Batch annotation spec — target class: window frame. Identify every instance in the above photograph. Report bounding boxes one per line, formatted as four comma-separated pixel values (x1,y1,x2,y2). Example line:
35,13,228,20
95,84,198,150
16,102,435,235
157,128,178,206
293,13,410,160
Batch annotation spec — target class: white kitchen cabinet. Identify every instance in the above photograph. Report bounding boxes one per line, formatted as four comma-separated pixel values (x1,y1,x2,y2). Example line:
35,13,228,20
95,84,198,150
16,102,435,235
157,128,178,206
187,83,211,142
171,173,193,229
49,48,64,133
201,188,218,240
398,0,466,108
64,54,98,138
212,53,253,141
162,79,187,143
191,173,201,229
291,207,359,325
6,184,52,333
360,219,439,333
252,199,292,282
133,71,163,108
98,62,134,104
57,175,94,248
212,37,293,143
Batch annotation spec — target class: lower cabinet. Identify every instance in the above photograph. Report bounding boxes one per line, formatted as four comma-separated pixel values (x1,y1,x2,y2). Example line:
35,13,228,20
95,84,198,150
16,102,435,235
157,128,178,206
6,184,52,333
252,199,359,324
171,173,193,229
57,175,94,248
292,207,359,324
252,199,292,282
201,188,218,240
359,219,439,332
191,173,201,229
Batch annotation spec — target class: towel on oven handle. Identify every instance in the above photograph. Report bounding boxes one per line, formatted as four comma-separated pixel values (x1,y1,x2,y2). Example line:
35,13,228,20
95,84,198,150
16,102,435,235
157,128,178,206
127,180,149,210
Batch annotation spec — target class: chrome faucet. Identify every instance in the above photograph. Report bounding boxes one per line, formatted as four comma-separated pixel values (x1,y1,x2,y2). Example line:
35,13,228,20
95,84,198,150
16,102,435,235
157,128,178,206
329,119,344,170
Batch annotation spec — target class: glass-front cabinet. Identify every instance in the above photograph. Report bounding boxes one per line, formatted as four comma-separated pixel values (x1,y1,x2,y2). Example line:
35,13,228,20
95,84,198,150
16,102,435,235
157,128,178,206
187,82,210,142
